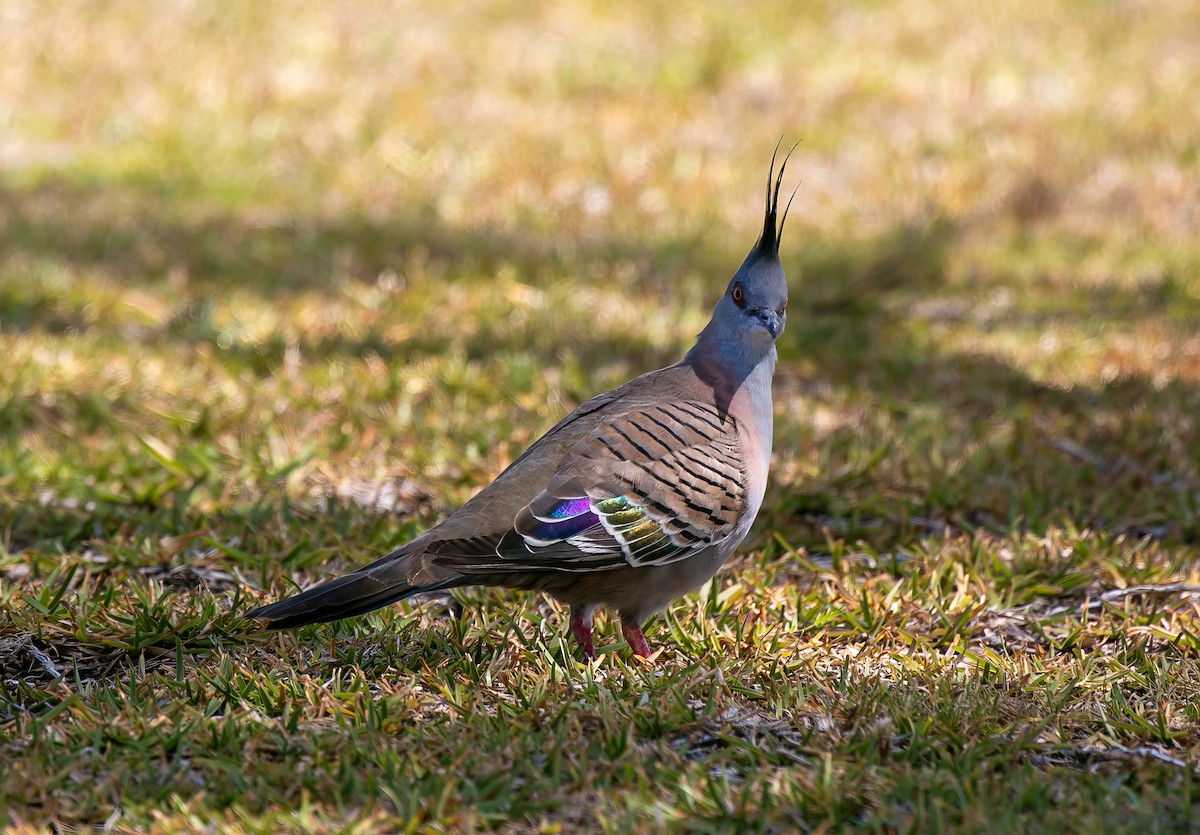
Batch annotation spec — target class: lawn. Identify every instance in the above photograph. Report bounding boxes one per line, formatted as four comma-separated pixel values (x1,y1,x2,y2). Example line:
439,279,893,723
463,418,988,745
3,0,1200,831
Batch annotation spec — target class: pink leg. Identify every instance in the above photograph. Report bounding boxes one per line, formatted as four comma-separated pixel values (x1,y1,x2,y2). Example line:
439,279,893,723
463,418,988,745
621,621,653,659
570,605,596,660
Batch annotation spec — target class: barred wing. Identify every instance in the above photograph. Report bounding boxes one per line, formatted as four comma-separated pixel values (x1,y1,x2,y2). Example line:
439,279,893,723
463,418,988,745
434,401,747,574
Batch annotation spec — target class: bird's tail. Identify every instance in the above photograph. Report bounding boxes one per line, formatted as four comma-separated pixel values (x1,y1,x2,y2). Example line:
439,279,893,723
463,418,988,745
245,539,460,630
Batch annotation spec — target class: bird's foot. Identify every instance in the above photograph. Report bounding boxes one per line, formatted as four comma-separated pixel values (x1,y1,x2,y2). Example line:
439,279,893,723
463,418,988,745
621,622,653,660
570,610,596,660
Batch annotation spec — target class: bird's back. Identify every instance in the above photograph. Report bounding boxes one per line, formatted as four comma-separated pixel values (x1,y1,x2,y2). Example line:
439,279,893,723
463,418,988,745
433,357,766,545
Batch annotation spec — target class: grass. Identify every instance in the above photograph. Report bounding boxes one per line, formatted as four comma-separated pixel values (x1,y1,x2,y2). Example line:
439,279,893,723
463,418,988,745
3,0,1200,830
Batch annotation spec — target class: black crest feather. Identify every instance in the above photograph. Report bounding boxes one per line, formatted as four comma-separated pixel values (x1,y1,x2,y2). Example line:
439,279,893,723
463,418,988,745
756,139,800,258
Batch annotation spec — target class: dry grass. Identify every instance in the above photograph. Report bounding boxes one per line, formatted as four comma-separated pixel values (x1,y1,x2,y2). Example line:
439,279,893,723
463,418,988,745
3,0,1200,831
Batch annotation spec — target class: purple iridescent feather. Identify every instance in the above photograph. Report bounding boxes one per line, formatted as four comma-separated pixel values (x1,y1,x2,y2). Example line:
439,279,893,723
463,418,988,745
538,497,591,521
522,507,600,543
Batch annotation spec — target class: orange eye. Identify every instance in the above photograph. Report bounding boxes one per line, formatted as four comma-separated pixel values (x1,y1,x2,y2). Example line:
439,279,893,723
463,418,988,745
781,298,787,312
732,284,745,307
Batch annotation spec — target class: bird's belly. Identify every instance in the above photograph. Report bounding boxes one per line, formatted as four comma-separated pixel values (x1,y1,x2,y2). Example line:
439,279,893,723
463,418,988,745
533,543,731,624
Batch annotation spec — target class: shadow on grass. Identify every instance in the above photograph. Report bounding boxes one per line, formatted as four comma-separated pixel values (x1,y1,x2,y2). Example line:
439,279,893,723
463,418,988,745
776,298,1200,542
0,176,706,300
0,175,711,380
2,175,1198,546
778,231,1199,548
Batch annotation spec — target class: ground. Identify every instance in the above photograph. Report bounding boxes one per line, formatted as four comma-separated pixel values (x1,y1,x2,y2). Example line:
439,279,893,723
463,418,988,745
2,0,1200,831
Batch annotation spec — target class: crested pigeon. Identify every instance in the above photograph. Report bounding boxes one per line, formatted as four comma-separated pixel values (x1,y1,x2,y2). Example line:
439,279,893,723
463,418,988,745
247,147,796,661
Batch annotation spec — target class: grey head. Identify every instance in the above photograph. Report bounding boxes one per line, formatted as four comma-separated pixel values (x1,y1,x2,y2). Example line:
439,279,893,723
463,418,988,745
692,144,796,366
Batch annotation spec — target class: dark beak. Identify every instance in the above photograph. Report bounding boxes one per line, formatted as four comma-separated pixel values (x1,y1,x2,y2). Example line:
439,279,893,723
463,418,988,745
755,308,783,339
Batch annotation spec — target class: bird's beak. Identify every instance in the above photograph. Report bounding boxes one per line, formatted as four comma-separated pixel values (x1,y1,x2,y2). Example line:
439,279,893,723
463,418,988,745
755,308,783,339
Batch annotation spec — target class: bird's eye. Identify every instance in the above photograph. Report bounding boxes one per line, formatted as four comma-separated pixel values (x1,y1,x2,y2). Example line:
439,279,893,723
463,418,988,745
731,284,745,307
780,298,788,313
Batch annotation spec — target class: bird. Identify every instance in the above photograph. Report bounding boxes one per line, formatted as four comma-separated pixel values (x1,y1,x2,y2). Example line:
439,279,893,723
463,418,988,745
247,145,796,661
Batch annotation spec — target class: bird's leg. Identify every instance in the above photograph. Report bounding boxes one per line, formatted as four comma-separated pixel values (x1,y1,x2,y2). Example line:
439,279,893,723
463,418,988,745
621,621,653,660
569,604,596,660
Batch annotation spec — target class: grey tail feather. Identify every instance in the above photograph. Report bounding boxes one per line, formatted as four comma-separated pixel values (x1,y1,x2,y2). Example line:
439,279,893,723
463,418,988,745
245,552,458,631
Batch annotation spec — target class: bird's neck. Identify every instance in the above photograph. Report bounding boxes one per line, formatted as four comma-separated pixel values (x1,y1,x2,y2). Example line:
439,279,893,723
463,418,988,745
683,323,777,419
686,321,776,381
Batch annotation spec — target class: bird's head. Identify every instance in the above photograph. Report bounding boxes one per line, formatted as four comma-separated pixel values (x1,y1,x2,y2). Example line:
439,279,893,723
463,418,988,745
713,143,795,347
